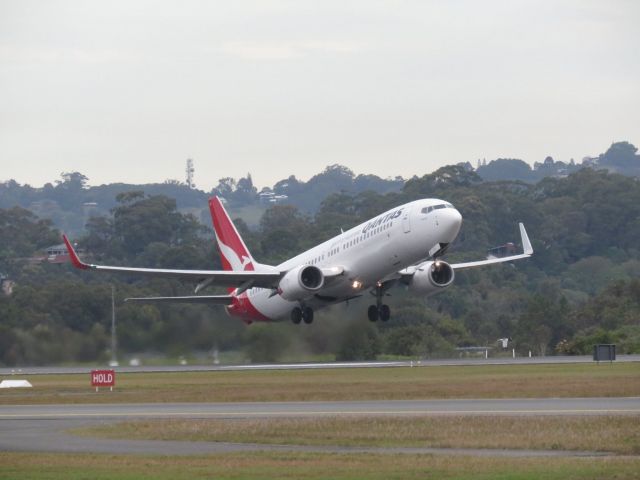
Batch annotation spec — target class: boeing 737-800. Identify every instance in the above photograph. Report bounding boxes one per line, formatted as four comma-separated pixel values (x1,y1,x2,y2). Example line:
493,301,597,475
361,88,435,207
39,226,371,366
63,197,532,324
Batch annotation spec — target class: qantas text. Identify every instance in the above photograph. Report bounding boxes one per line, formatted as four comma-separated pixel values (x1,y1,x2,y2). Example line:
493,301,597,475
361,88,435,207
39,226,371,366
361,209,403,234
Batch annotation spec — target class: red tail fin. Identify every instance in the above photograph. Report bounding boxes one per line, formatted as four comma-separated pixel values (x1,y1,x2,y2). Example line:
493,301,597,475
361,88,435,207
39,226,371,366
209,197,255,272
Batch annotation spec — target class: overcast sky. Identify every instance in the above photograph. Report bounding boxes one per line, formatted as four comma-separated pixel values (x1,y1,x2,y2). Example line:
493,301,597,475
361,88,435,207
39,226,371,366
1,0,639,191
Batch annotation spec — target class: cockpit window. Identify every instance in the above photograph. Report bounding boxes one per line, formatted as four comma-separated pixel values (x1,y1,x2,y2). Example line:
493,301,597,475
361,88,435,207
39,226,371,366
421,203,454,214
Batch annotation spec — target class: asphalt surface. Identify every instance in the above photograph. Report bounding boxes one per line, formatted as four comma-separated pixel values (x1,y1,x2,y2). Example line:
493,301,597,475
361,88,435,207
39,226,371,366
0,417,612,457
1,398,638,457
3,398,640,419
2,354,639,376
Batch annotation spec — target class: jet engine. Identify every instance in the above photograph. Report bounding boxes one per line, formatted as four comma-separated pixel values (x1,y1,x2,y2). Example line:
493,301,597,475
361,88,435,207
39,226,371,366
406,260,455,296
278,265,324,301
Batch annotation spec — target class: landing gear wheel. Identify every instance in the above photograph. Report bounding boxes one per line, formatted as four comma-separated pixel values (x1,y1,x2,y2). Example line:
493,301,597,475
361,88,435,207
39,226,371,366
291,307,302,325
371,281,390,322
302,307,314,324
367,305,379,322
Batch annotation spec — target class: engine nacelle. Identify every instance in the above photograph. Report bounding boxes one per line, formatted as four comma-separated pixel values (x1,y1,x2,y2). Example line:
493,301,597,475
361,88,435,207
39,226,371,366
407,260,455,296
278,265,325,301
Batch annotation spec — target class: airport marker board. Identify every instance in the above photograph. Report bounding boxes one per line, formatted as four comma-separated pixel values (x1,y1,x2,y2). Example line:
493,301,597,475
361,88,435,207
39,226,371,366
91,369,115,391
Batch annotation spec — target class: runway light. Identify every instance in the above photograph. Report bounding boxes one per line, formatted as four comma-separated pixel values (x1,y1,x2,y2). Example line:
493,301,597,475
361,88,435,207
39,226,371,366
352,280,362,289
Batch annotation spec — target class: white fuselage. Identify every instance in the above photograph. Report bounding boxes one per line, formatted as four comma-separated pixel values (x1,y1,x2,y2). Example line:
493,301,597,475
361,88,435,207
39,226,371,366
229,199,462,321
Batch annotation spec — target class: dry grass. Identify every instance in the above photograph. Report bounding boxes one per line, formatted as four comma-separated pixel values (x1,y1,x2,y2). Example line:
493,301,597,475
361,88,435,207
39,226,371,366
78,415,640,454
1,451,640,480
1,362,639,405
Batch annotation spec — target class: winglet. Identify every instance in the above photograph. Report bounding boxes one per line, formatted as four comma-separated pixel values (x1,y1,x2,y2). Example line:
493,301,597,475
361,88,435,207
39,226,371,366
519,223,533,255
62,235,90,270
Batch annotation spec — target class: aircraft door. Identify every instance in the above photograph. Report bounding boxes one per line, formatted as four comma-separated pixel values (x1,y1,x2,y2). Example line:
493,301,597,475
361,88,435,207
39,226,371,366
402,206,411,233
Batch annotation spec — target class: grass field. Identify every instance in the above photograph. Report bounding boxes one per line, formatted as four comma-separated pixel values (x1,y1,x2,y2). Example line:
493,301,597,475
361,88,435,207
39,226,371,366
3,363,639,479
2,452,640,480
1,363,639,405
76,415,640,454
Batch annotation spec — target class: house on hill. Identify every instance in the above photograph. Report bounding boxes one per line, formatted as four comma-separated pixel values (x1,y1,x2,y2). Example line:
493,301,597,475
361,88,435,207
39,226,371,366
0,274,14,296
45,244,71,264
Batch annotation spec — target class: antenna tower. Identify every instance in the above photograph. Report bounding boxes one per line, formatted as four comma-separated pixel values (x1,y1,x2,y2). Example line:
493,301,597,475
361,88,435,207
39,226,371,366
186,158,195,188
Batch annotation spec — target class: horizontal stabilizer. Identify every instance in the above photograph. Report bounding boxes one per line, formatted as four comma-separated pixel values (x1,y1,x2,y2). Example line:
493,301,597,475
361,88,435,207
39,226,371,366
124,295,234,305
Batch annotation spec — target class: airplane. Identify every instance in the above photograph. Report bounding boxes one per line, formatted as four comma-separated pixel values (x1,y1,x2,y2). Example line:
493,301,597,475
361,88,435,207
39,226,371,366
63,197,533,325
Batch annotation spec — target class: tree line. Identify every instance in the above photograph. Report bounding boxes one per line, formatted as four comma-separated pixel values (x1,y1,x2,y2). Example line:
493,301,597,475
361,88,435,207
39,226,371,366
2,141,638,236
1,164,639,365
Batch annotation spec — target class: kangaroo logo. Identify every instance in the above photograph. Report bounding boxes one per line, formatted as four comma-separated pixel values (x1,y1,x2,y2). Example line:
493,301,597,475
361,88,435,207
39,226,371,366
218,239,253,271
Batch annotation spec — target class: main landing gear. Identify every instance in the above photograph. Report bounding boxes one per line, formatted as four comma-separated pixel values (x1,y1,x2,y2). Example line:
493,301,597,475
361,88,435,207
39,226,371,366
367,304,391,322
368,282,391,322
291,306,314,325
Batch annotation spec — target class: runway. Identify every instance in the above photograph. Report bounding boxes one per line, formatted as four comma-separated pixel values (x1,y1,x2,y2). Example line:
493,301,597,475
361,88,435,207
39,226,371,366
2,397,639,419
2,354,639,376
0,417,614,458
1,398,638,456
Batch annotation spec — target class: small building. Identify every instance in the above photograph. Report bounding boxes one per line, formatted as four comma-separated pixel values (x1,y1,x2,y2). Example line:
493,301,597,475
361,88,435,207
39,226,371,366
0,274,15,296
259,191,275,204
259,191,289,204
487,243,517,259
45,243,72,264
455,346,492,358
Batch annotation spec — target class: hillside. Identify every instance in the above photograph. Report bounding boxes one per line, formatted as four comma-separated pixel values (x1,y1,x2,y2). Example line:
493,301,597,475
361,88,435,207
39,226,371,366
1,163,640,366
2,141,637,236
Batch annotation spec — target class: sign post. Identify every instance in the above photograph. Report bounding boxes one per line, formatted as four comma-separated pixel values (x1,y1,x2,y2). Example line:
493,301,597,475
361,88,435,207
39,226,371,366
91,369,115,392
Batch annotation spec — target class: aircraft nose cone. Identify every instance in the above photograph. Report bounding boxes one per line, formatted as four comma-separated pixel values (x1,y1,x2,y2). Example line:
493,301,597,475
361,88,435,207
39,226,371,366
439,208,462,241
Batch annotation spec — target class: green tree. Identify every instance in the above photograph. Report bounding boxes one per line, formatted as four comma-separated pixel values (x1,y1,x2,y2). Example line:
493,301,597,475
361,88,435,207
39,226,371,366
244,324,291,362
599,141,639,170
476,159,533,182
516,282,571,355
259,205,311,262
336,321,380,361
0,207,60,270
111,193,203,257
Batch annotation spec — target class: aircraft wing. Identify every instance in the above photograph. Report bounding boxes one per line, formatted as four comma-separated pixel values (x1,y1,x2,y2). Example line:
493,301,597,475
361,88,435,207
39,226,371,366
450,223,533,270
125,295,234,305
62,235,282,288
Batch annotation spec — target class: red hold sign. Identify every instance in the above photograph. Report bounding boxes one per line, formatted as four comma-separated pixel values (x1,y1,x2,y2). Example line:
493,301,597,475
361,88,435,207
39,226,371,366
91,369,115,387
